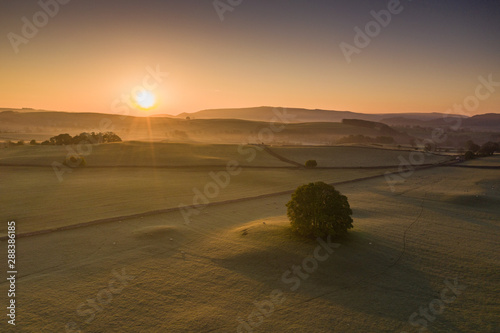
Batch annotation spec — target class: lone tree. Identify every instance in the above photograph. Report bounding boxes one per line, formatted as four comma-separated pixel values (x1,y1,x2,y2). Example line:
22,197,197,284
305,160,318,168
286,182,353,238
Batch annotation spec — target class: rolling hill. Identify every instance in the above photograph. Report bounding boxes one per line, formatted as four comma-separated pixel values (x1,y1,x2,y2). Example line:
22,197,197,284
1,107,498,146
0,109,411,144
174,106,471,124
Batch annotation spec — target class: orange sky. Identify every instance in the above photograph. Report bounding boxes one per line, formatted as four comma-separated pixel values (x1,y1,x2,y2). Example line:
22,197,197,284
1,1,499,116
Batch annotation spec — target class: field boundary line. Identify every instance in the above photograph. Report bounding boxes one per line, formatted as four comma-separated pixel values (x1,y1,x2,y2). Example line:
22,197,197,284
0,162,448,170
254,144,305,167
0,163,298,169
444,165,500,169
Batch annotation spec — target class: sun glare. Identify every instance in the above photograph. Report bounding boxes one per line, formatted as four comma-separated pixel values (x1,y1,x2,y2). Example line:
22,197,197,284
134,90,157,110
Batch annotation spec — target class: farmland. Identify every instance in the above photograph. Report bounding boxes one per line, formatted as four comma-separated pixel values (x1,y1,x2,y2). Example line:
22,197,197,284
0,141,498,332
0,142,417,235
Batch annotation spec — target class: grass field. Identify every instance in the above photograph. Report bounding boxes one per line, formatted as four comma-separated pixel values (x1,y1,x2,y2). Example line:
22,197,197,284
0,143,498,332
269,146,452,167
0,166,398,236
0,142,453,168
0,143,409,236
1,163,498,332
461,155,500,167
0,142,291,167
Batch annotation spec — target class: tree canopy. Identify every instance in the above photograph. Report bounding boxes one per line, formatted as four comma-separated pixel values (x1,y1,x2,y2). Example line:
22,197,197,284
286,182,353,238
42,132,122,145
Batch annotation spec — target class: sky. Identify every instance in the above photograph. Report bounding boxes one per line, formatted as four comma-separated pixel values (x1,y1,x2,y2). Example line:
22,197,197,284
0,0,499,116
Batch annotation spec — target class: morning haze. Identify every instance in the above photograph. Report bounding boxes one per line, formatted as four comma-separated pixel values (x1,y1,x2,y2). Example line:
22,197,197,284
0,0,499,332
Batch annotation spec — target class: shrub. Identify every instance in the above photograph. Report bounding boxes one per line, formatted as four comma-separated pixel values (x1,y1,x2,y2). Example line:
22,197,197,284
29,139,37,145
63,155,86,168
286,182,353,238
305,160,318,168
464,151,475,160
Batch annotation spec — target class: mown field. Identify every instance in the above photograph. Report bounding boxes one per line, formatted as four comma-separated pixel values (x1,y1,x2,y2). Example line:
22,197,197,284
1,161,498,332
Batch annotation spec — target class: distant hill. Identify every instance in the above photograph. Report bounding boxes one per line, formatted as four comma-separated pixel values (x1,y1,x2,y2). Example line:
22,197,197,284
381,113,500,130
1,107,498,145
0,109,410,144
462,113,500,128
175,106,468,123
176,107,500,130
378,117,428,126
342,119,401,136
176,107,373,123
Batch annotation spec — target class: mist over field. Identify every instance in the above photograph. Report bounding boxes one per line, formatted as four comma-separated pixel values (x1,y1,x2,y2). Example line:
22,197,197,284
1,0,500,332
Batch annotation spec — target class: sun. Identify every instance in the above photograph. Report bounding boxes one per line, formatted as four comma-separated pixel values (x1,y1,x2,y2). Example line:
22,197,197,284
133,90,157,110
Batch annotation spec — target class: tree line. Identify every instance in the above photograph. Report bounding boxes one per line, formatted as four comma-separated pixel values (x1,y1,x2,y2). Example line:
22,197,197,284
337,134,395,144
464,140,499,159
40,132,122,145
